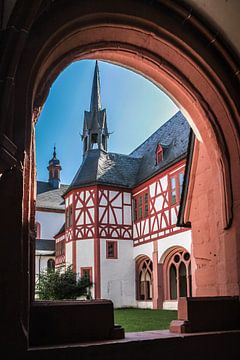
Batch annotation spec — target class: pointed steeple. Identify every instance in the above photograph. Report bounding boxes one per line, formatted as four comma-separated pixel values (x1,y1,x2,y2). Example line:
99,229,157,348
90,61,101,112
82,61,109,157
47,145,62,189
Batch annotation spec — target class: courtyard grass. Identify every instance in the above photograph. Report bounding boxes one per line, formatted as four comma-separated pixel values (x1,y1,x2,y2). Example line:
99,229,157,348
114,308,177,332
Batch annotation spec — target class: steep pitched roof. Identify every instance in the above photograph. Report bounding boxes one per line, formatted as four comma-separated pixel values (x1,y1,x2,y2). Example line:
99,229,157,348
130,111,190,183
35,239,55,251
66,149,141,193
36,182,68,210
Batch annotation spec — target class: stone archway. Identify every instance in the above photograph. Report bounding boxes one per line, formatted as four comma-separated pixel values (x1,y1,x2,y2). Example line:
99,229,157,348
1,0,240,352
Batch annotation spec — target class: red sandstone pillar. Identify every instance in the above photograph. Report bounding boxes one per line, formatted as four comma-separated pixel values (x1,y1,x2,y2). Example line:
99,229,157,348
152,244,163,309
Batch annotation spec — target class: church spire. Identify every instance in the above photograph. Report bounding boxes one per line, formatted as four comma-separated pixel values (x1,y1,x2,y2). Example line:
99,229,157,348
82,61,109,157
90,61,101,112
47,145,62,189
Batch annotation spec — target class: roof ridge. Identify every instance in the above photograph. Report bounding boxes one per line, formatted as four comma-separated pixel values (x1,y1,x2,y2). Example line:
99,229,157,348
108,151,142,159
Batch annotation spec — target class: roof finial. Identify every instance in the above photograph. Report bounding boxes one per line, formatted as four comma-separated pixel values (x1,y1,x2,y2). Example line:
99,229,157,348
53,144,56,159
90,60,101,111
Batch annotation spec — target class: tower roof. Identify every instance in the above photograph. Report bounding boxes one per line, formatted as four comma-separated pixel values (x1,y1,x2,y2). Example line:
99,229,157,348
48,145,60,166
90,60,101,112
47,145,62,189
82,61,109,154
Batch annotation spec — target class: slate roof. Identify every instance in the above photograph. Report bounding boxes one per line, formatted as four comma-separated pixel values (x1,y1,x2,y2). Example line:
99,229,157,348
65,111,190,194
35,239,55,251
130,111,190,183
36,181,68,210
66,150,141,192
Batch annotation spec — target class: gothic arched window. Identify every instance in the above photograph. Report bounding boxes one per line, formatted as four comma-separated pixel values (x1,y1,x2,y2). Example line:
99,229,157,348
136,257,153,301
165,248,192,300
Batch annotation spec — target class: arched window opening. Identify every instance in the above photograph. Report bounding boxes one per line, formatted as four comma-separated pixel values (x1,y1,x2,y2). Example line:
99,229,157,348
188,263,192,297
170,264,177,300
91,133,98,143
179,262,187,297
47,258,55,271
165,248,191,301
136,257,153,301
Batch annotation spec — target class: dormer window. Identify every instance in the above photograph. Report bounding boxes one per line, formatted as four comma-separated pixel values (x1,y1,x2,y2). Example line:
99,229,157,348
155,144,163,164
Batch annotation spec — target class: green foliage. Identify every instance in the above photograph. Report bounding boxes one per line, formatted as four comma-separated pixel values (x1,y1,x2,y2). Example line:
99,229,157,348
37,265,92,300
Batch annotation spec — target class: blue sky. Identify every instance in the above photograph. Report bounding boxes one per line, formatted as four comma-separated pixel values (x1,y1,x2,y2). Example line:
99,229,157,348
36,60,179,184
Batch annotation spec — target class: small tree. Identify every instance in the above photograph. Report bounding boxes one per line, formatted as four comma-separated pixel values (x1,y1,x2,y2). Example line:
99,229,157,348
37,265,92,300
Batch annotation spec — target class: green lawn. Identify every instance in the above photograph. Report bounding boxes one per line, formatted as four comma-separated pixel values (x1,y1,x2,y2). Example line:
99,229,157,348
114,308,177,332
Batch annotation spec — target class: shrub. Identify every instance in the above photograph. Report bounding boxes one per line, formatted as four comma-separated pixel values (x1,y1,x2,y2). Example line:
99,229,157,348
37,265,92,300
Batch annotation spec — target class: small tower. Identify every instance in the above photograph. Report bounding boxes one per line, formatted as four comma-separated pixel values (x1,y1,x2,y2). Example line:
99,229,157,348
82,61,109,157
47,145,62,189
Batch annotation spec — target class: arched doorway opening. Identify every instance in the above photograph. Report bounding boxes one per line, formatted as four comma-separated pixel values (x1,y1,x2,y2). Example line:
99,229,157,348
1,0,240,351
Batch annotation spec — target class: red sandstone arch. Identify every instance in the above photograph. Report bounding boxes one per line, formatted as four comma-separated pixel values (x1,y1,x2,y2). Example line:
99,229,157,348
1,0,240,349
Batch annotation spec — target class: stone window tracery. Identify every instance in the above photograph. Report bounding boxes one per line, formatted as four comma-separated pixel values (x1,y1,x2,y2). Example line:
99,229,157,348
136,257,153,301
165,248,192,300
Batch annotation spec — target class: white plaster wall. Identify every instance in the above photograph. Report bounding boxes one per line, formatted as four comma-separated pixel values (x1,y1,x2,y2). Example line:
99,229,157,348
76,239,94,274
76,239,95,298
133,242,154,261
100,239,136,308
65,242,73,267
158,230,192,263
36,210,65,239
